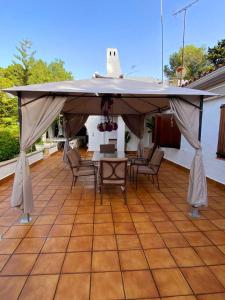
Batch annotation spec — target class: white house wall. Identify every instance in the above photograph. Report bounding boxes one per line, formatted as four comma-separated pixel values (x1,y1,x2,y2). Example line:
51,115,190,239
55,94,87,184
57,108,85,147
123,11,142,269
164,84,225,185
86,116,125,151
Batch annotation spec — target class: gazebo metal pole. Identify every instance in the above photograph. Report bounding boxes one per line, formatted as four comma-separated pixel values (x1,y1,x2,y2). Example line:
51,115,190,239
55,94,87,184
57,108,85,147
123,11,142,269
17,92,30,223
198,95,204,141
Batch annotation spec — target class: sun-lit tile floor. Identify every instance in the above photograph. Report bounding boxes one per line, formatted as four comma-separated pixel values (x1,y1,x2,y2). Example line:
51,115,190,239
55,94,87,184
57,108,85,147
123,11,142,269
0,151,225,299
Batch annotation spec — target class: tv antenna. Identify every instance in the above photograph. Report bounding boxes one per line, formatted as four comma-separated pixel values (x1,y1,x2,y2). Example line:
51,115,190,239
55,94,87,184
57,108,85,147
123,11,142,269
173,0,199,83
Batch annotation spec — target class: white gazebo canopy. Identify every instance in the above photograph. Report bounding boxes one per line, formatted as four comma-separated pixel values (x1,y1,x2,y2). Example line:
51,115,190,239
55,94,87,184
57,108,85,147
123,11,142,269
3,77,216,216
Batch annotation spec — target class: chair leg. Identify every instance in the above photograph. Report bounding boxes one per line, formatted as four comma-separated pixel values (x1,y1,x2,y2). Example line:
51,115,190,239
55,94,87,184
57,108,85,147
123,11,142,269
156,174,160,189
94,175,96,201
71,176,74,191
136,171,138,190
152,175,154,184
100,185,103,205
123,186,127,205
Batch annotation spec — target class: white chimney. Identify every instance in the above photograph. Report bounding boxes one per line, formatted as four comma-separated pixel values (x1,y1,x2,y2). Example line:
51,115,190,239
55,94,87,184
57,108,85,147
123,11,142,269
106,48,122,78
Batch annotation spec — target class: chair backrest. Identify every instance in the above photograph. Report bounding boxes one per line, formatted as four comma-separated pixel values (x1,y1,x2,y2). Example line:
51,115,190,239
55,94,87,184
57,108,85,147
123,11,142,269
72,147,81,160
143,146,155,161
67,149,80,170
100,144,116,153
108,139,117,149
149,148,164,167
100,158,128,184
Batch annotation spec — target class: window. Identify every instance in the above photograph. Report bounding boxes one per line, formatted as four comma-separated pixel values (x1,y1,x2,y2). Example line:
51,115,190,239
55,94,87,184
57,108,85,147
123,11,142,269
217,105,225,158
152,114,181,149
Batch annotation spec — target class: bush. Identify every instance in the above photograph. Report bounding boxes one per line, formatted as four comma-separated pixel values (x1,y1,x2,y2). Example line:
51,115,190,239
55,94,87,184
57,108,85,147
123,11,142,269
0,130,20,162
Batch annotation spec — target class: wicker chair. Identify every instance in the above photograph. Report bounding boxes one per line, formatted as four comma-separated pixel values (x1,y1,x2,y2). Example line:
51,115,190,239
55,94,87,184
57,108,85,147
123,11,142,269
135,148,164,189
100,144,116,153
67,149,96,194
99,158,128,204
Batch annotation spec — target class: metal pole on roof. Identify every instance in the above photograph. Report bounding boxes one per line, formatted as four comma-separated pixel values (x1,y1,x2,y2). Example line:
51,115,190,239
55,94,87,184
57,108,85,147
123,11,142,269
160,0,164,84
173,0,199,83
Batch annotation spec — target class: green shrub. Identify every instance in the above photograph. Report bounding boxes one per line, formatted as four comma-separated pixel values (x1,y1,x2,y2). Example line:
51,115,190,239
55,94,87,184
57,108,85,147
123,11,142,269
0,129,20,162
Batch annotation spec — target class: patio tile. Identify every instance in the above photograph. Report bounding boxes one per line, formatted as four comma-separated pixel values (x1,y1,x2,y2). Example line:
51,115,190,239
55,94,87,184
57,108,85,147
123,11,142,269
134,221,157,233
94,223,114,235
1,253,37,275
119,249,148,270
211,219,225,230
195,246,225,265
75,213,94,223
41,237,69,253
154,221,178,233
197,293,225,300
35,215,56,225
32,253,65,274
71,223,93,236
26,225,51,237
0,276,27,300
153,268,192,297
145,248,177,269
116,234,141,250
170,247,204,267
62,252,91,273
139,233,165,249
94,213,113,223
161,232,189,248
183,232,212,246
162,296,196,300
19,274,58,300
0,238,21,254
123,270,159,299
93,235,117,250
55,273,90,300
15,237,45,254
48,224,72,237
92,251,120,271
54,214,75,224
91,272,124,300
148,211,169,221
113,212,132,222
114,222,136,234
0,254,9,271
181,266,224,294
204,230,225,245
210,265,225,288
174,220,198,232
67,236,92,252
192,220,219,231
4,225,31,238
131,212,150,222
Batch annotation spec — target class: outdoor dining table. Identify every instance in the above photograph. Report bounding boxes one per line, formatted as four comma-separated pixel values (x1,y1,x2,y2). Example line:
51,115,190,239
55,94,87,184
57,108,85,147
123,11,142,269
92,151,126,162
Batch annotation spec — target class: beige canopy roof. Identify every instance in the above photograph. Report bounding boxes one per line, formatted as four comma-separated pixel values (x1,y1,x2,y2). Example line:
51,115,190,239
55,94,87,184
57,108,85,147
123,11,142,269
4,77,215,115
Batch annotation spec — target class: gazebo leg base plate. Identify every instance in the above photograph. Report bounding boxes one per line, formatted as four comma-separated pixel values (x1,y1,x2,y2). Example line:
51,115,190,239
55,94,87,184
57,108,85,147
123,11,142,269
189,206,200,218
19,214,32,224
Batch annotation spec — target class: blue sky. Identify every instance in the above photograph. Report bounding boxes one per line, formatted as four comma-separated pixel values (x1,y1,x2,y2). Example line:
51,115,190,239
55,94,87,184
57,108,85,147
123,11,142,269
1,0,225,80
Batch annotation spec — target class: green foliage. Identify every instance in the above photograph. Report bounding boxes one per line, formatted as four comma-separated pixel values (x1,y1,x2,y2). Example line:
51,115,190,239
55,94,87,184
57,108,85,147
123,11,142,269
164,45,209,80
0,39,74,161
146,118,155,133
125,131,131,145
0,129,20,161
207,39,225,66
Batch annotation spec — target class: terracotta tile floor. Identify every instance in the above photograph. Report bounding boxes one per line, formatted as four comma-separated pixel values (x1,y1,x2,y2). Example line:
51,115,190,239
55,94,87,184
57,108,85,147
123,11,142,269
0,151,225,299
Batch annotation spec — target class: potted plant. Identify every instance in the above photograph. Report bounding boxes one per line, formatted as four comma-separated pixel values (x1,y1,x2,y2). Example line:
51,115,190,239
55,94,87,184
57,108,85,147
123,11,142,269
125,131,131,152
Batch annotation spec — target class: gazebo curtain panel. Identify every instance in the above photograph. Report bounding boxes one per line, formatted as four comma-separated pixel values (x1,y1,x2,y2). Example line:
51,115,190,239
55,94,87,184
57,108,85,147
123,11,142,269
122,114,145,155
63,114,89,163
169,98,208,207
11,95,67,214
